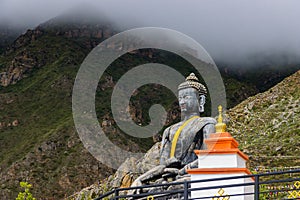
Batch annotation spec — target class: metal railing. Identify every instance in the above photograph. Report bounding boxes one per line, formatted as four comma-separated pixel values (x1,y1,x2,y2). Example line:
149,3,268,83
96,169,300,200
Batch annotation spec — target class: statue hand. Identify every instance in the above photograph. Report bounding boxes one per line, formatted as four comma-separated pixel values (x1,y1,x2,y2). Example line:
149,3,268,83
178,160,198,175
128,178,143,195
162,168,179,179
131,178,143,187
178,165,188,175
165,157,181,168
163,168,179,174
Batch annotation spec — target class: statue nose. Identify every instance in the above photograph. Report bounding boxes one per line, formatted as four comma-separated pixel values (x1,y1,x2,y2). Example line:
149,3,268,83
179,99,186,105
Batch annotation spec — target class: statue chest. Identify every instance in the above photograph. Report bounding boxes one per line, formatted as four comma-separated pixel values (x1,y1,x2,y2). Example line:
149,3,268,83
168,120,202,155
169,123,198,145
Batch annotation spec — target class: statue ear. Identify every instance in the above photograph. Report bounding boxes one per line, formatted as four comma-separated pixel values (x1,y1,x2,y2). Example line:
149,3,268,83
199,95,205,113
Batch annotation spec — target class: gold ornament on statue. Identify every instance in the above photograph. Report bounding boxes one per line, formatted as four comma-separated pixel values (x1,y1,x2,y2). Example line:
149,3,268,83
215,105,227,133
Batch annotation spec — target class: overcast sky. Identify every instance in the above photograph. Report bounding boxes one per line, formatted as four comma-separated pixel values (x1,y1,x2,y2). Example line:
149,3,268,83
1,0,300,66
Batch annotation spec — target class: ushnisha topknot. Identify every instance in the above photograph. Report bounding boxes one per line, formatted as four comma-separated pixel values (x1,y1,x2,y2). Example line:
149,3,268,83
178,73,207,96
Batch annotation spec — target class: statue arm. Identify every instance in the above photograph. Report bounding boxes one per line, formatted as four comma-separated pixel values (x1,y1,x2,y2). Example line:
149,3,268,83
178,159,198,175
160,127,171,165
161,127,170,147
203,123,216,140
199,123,215,150
131,127,178,188
179,122,216,174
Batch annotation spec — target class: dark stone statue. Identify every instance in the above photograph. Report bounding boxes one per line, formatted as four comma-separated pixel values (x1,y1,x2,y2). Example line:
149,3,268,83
130,73,217,191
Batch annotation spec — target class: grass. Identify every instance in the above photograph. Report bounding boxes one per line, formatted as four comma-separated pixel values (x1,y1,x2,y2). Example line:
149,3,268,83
228,70,300,168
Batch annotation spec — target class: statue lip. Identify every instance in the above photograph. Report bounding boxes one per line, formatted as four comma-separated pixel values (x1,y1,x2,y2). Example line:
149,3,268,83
180,104,186,108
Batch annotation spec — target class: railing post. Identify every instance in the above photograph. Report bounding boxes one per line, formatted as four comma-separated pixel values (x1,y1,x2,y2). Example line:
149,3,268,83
184,181,188,200
254,174,259,200
114,189,119,200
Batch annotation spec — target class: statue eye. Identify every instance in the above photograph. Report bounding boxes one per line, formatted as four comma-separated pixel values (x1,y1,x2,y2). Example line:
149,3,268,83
179,95,192,100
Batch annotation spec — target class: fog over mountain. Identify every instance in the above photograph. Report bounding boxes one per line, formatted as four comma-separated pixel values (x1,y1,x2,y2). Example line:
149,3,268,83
1,0,300,67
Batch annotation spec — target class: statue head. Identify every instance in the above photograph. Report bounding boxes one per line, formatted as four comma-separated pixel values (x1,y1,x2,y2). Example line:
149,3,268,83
178,73,207,117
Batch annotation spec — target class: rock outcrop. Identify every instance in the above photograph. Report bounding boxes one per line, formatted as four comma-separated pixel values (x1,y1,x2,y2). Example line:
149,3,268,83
0,50,41,86
66,142,161,200
0,19,117,87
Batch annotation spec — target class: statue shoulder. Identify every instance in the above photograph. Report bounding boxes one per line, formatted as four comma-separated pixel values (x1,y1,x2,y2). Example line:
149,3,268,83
161,121,182,139
198,117,217,125
161,124,173,139
163,121,181,132
199,117,217,137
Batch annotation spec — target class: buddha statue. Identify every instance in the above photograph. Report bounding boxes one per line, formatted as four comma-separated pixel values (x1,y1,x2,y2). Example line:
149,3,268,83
130,73,217,189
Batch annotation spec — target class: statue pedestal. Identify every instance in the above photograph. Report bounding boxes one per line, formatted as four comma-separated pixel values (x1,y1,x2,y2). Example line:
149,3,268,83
187,132,254,200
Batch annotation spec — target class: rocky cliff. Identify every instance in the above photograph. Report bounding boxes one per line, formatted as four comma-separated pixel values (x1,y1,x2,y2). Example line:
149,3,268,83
0,17,117,87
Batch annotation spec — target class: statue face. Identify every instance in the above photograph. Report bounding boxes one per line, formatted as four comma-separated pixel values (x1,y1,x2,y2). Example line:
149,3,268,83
178,88,200,114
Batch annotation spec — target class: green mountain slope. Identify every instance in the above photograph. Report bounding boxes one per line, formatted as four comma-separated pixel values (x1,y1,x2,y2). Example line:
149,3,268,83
0,23,151,198
228,70,300,168
0,34,109,199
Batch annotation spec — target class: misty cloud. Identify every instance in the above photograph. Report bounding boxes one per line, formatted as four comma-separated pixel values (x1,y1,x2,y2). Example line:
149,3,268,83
1,0,300,66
